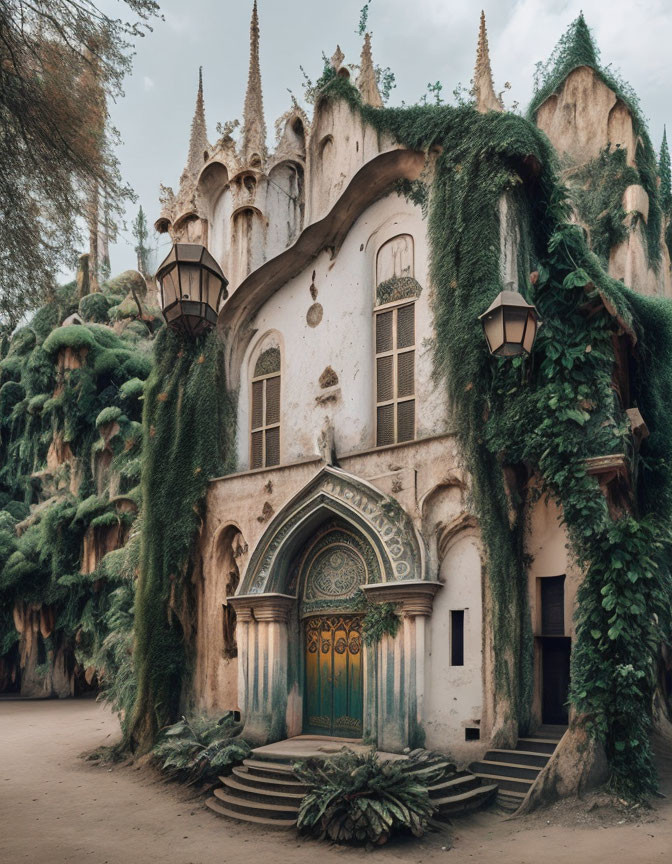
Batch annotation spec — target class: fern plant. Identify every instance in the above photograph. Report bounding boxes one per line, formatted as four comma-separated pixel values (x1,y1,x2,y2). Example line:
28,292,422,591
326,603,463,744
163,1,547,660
152,713,251,785
294,749,439,845
361,602,400,644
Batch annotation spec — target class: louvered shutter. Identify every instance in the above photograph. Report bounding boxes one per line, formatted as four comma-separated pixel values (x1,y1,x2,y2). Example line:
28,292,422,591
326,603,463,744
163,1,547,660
397,304,415,349
397,351,415,398
376,310,393,353
251,380,263,430
265,376,281,425
251,430,263,469
376,404,394,447
397,399,415,443
376,355,394,402
265,427,280,467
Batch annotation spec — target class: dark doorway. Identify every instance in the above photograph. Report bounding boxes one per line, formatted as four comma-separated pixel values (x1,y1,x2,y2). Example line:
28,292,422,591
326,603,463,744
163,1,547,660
542,637,571,724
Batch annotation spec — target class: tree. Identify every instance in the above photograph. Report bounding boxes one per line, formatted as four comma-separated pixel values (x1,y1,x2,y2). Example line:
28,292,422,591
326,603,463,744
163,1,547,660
132,206,153,278
660,128,672,256
0,1,160,331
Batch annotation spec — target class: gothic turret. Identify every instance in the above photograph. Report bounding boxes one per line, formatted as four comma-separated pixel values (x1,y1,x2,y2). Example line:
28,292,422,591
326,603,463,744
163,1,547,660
357,33,383,108
473,11,503,114
242,1,267,164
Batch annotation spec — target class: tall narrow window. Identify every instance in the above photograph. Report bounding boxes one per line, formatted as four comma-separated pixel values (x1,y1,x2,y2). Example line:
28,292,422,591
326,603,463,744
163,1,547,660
250,347,281,469
541,575,565,636
375,302,415,446
450,610,464,666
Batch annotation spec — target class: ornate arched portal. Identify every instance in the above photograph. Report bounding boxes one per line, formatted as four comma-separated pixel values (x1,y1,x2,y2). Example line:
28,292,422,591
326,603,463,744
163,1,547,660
229,467,441,750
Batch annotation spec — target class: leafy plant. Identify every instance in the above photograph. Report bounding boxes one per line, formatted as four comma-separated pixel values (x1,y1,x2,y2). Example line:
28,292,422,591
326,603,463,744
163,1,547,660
362,602,400,645
152,713,251,785
294,749,437,844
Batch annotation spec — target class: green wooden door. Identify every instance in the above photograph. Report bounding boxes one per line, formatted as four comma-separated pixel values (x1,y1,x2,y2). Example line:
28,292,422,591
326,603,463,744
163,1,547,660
304,615,363,737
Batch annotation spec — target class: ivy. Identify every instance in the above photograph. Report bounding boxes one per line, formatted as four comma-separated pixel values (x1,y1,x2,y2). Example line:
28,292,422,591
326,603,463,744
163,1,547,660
362,602,400,644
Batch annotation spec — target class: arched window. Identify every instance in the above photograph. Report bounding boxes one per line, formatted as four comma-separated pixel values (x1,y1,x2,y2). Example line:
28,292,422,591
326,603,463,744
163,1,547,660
375,302,416,446
250,346,281,468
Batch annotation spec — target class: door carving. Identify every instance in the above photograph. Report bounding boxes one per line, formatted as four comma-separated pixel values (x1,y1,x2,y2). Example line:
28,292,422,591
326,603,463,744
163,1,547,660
304,615,363,737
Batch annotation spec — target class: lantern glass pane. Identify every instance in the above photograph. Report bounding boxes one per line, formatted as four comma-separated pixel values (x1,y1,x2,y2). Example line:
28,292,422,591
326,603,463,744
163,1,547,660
483,308,504,354
179,264,201,301
161,267,179,307
504,307,527,345
204,270,222,310
523,312,537,353
179,244,202,263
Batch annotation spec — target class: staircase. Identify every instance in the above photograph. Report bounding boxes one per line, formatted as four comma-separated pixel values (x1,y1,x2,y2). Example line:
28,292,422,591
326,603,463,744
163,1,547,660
470,724,567,812
206,746,497,828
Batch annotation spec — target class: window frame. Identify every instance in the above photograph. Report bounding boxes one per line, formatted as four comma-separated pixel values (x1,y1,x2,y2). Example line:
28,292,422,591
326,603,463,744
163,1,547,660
373,297,417,447
249,358,281,469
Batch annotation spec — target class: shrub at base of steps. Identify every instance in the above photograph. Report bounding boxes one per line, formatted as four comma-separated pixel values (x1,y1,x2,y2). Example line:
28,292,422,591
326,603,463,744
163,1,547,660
152,713,251,785
293,749,441,845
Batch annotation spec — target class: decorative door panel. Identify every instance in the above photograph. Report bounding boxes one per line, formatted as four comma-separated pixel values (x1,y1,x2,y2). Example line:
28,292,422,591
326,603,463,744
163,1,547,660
304,615,363,737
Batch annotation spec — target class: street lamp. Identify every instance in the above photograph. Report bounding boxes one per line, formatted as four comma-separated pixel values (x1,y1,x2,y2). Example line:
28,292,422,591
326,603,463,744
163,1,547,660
155,243,229,338
478,290,541,357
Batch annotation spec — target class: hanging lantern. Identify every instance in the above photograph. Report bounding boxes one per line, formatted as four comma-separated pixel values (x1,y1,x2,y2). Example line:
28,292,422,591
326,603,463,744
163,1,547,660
155,243,228,338
478,290,542,357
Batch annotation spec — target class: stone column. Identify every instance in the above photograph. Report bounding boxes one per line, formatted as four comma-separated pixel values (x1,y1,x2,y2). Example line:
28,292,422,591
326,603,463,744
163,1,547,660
228,593,295,744
361,581,441,752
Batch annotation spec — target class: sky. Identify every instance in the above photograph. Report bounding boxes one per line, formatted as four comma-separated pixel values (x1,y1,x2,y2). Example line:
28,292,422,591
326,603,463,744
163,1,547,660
98,0,672,276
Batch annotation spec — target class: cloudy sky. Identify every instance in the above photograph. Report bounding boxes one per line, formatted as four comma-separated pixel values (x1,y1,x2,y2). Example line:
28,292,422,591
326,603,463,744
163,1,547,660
100,0,671,275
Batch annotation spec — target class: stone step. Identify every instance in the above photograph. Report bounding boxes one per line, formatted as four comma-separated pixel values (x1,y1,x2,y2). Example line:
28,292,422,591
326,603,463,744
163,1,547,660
516,737,558,755
213,787,299,819
205,797,296,828
242,758,297,780
434,783,498,815
222,775,306,804
471,772,534,795
230,766,308,793
470,760,540,781
427,773,481,797
496,789,527,812
535,724,567,740
484,749,551,769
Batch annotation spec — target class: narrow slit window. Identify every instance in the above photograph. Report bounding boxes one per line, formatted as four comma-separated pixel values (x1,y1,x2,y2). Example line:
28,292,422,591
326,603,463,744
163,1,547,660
451,610,464,666
375,302,416,446
250,347,281,469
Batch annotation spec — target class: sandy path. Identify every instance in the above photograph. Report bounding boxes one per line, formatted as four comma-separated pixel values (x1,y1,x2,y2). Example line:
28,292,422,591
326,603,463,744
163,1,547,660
0,698,670,864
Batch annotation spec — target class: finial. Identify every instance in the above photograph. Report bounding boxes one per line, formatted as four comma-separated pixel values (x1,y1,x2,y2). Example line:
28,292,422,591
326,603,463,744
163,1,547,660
242,0,267,163
473,11,503,114
330,45,345,71
357,32,383,108
185,65,209,178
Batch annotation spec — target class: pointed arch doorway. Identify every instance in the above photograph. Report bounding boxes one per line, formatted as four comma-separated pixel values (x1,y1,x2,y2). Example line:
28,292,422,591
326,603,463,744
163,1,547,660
299,522,377,738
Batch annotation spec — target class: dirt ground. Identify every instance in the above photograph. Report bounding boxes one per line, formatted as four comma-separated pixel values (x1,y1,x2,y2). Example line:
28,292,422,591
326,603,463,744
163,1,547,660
0,699,670,864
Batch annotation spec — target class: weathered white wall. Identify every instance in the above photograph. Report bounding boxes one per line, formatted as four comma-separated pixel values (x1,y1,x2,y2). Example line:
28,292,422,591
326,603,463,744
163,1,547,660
425,530,484,761
234,193,449,469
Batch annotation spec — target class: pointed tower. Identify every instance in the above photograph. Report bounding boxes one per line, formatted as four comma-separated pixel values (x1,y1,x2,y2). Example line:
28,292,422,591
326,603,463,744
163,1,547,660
242,0,267,163
357,33,383,107
185,67,209,179
473,11,503,114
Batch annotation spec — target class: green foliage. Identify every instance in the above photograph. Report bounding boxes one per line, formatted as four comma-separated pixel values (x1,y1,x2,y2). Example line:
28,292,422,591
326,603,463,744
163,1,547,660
79,293,112,324
295,750,437,844
362,602,400,644
119,377,145,401
152,713,250,784
127,328,236,751
95,406,123,428
571,146,639,264
42,325,96,356
659,128,672,257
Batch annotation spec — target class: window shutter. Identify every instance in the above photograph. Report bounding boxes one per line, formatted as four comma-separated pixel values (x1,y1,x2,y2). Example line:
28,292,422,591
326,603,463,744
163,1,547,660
265,427,280,467
397,399,415,443
541,576,565,635
397,350,415,398
265,376,281,425
376,310,393,353
376,404,394,447
251,380,263,430
397,304,415,349
251,430,263,469
376,355,394,402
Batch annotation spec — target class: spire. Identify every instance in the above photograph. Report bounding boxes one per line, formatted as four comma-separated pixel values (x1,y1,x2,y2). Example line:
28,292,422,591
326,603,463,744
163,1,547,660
357,33,383,107
473,11,503,114
186,67,209,178
242,0,267,163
